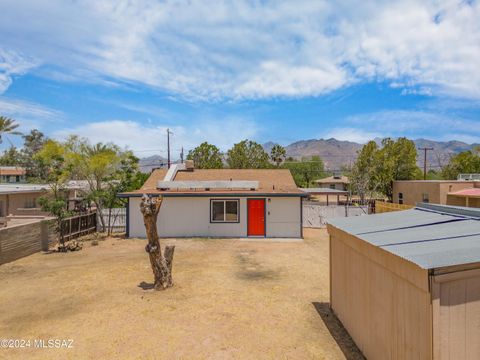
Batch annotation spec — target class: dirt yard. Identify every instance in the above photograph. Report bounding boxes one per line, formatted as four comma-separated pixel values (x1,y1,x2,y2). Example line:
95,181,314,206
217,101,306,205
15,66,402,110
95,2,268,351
0,228,363,360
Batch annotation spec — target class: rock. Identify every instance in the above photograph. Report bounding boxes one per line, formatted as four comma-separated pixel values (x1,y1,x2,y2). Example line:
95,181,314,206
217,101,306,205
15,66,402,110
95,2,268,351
67,240,83,251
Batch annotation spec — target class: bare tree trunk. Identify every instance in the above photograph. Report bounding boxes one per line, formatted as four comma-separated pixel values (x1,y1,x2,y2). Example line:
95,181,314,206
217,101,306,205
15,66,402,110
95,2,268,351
140,195,174,290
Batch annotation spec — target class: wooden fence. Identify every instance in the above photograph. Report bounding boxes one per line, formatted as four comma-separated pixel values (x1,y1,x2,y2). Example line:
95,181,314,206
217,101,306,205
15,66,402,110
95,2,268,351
97,208,126,233
0,218,56,265
374,201,414,214
61,212,97,241
303,202,369,228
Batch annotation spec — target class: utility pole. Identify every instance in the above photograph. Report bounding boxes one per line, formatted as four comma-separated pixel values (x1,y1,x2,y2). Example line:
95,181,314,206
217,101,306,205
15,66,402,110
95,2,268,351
167,128,173,169
180,147,184,163
418,147,434,180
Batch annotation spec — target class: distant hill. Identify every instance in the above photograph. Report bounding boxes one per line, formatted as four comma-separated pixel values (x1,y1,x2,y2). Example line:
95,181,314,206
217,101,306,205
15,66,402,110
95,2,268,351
139,155,168,173
139,138,478,172
263,138,479,171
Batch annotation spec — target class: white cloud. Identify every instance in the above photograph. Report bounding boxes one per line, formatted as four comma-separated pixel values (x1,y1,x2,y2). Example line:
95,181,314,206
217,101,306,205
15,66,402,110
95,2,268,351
324,109,480,143
52,118,260,157
0,96,63,150
0,49,37,93
0,97,60,119
0,0,479,99
0,97,63,132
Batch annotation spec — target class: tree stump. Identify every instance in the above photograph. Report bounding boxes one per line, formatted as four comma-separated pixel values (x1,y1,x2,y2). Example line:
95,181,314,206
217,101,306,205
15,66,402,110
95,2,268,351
140,194,175,290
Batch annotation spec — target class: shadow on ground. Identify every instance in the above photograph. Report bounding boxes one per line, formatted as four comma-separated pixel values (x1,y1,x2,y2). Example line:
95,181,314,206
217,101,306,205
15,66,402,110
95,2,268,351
138,281,155,290
312,302,365,360
235,250,280,281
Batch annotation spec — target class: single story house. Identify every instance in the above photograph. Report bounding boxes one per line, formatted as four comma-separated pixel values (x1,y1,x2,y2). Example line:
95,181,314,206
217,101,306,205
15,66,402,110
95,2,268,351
0,184,50,217
0,166,27,183
327,203,480,359
0,182,87,220
314,173,349,191
393,179,479,205
120,162,306,238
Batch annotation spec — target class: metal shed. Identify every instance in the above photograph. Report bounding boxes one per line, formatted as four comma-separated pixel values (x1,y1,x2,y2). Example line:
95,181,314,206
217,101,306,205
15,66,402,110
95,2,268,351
327,203,480,360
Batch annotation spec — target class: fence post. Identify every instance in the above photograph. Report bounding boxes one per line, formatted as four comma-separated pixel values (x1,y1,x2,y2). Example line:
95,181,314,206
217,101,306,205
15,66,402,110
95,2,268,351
40,220,50,251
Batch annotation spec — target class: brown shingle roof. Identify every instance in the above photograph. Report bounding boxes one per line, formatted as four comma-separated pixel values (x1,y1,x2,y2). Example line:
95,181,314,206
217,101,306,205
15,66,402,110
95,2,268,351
140,169,168,191
123,168,303,196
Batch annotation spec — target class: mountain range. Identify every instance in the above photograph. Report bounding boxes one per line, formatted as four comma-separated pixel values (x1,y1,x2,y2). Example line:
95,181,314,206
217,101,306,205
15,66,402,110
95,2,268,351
264,138,479,170
139,138,479,173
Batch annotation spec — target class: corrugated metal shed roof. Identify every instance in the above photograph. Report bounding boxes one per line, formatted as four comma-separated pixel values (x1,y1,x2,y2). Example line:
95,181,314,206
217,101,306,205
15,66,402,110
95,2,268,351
328,204,480,270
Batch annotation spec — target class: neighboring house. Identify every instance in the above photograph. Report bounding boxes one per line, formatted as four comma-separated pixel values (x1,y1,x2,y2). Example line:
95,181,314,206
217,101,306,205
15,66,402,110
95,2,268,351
0,184,49,217
393,179,480,206
120,162,306,238
0,182,87,219
328,203,480,360
446,188,480,208
0,166,27,183
314,173,349,191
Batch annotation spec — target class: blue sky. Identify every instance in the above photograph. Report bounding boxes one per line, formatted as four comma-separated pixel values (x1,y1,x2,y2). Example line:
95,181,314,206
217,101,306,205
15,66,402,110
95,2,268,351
0,0,479,158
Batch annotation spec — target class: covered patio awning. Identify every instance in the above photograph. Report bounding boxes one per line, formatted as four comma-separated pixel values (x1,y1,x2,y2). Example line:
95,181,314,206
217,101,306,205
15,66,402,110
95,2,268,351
300,188,349,195
300,188,349,205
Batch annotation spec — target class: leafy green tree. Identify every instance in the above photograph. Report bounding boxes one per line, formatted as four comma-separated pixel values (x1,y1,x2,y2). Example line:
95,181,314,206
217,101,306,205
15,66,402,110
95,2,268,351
350,141,379,202
34,140,68,194
283,156,325,187
441,147,480,180
270,144,287,167
426,169,443,180
0,116,21,143
101,151,143,235
187,142,223,169
226,140,270,169
71,140,122,231
37,195,72,250
35,140,72,249
20,129,48,180
0,146,22,166
350,138,420,201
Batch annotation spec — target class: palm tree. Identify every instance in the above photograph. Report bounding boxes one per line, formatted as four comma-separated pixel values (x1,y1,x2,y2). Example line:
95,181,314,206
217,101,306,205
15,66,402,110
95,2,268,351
0,116,21,143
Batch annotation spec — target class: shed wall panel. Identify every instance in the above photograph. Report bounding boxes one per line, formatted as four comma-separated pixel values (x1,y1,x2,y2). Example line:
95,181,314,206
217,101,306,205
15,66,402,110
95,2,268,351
433,271,480,360
329,226,432,360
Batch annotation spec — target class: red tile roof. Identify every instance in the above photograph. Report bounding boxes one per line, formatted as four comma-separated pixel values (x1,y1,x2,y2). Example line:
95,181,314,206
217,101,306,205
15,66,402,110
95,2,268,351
0,167,26,176
448,188,480,197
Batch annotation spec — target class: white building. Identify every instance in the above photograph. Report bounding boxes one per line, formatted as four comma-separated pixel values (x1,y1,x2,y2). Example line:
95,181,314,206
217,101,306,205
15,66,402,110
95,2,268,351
120,163,305,238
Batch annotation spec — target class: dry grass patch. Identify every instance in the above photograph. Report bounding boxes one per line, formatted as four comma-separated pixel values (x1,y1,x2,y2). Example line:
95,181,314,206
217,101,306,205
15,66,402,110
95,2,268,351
0,228,363,359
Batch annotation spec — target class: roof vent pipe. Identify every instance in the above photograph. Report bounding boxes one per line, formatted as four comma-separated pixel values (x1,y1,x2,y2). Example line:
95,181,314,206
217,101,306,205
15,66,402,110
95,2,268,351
164,163,186,181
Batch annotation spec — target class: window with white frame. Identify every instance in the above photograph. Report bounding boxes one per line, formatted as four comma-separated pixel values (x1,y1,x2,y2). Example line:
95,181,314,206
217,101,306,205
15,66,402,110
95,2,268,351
210,199,239,223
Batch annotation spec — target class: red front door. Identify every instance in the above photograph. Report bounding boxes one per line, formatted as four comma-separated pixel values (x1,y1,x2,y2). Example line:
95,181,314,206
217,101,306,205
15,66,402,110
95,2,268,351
247,199,265,236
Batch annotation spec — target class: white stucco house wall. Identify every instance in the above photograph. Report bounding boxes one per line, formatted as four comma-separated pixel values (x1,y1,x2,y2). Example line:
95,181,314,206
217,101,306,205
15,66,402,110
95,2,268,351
120,163,306,238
